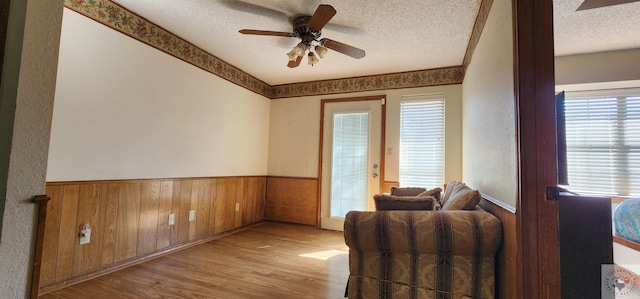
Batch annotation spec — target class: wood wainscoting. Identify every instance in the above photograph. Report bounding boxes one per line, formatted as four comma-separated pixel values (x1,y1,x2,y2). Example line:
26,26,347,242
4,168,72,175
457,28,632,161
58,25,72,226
478,197,517,299
264,178,398,226
382,181,400,193
265,176,318,226
38,176,265,295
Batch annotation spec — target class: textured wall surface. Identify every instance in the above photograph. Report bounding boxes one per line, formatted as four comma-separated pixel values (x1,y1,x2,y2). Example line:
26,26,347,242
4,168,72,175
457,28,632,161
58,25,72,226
462,0,517,209
47,10,271,182
555,48,640,86
267,85,463,181
0,0,63,298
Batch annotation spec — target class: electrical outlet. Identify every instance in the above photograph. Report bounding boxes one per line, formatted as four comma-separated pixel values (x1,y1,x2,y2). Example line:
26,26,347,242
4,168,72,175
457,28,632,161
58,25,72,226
168,213,175,226
235,203,240,212
79,223,91,245
189,210,195,222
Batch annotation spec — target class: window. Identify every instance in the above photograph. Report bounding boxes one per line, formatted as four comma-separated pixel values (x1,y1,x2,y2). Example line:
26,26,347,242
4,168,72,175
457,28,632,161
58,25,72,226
399,95,445,188
562,90,640,196
331,112,369,217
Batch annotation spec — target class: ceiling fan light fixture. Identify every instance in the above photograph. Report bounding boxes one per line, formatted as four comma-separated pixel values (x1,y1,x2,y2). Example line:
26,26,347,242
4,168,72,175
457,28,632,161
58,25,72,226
240,4,365,68
287,49,299,61
287,42,307,61
308,52,319,66
294,42,306,55
315,45,328,58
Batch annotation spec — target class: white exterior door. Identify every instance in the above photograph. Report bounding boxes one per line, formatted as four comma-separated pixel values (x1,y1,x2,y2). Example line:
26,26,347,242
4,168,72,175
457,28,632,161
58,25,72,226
320,99,382,231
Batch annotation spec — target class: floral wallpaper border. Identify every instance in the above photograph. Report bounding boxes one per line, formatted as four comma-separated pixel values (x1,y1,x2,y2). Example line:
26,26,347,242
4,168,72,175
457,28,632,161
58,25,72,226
271,67,464,98
64,0,485,99
63,0,272,98
463,0,494,73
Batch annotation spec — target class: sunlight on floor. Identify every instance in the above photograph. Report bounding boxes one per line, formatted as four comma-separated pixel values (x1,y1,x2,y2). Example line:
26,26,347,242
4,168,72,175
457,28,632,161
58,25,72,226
298,249,348,260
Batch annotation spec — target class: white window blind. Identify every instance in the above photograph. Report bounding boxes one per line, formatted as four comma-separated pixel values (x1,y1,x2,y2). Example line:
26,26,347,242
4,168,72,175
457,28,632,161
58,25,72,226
399,97,445,188
331,112,369,217
564,93,640,196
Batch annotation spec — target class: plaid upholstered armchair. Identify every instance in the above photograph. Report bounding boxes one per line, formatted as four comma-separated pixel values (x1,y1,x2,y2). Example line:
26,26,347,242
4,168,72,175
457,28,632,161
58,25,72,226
343,182,503,298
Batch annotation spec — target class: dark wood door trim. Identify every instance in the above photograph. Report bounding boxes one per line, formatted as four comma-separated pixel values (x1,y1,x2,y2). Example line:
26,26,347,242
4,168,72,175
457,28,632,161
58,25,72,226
512,0,559,298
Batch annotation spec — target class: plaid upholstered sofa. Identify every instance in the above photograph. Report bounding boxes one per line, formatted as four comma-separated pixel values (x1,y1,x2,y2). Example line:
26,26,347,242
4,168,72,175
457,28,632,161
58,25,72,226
343,182,502,298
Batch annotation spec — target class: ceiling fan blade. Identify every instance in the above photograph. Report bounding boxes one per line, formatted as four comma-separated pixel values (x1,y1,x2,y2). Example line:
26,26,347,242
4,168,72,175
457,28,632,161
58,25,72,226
239,29,293,37
306,4,336,32
324,23,366,35
220,0,289,21
577,0,640,10
287,55,303,68
322,39,365,59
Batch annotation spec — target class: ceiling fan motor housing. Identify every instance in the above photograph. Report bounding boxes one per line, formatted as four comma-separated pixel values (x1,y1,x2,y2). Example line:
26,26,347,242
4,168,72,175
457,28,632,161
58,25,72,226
293,16,321,44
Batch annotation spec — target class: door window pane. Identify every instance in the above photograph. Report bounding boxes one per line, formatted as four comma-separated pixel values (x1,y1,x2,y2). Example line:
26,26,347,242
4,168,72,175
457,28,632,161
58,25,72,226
331,112,369,217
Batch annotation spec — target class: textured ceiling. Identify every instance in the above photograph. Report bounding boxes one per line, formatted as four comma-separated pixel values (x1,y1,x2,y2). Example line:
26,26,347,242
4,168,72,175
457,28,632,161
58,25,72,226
111,0,640,85
112,0,480,85
554,0,640,56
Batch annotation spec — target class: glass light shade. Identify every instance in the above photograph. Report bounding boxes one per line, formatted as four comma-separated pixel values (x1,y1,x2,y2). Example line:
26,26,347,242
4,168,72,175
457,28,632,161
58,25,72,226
287,49,299,61
307,52,319,66
294,43,306,55
315,45,328,58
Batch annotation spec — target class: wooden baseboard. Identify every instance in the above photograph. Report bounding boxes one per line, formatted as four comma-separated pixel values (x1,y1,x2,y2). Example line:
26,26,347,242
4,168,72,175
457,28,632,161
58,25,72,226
263,219,317,228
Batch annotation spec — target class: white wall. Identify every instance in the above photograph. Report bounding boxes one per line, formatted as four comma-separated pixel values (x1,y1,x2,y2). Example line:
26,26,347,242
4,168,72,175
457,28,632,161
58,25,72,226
462,0,517,209
555,48,640,93
268,85,463,184
267,97,321,177
47,9,271,181
555,48,640,86
0,1,63,298
614,243,640,276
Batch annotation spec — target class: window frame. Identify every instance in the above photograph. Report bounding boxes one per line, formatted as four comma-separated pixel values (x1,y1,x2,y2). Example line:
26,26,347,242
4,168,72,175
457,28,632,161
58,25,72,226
398,93,446,189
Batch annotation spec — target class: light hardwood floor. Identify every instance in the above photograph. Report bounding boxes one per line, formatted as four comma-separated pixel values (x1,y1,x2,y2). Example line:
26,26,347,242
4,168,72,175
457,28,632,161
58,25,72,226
40,222,350,299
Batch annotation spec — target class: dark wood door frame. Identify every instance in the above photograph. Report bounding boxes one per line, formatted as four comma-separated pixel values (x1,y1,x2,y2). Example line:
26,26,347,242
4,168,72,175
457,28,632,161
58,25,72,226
512,0,559,298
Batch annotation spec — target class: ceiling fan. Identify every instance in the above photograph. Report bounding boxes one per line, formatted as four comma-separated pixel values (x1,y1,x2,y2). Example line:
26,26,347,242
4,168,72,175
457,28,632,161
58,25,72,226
576,0,640,10
238,4,365,68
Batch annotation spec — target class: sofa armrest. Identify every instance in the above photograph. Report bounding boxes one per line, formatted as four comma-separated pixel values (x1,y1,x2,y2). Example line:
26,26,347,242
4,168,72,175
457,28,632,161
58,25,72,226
344,210,502,256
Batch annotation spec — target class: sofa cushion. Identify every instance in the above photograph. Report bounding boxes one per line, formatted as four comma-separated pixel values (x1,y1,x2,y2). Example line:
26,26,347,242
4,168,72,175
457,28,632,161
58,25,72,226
390,186,427,196
374,194,435,211
417,187,443,202
441,181,481,210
